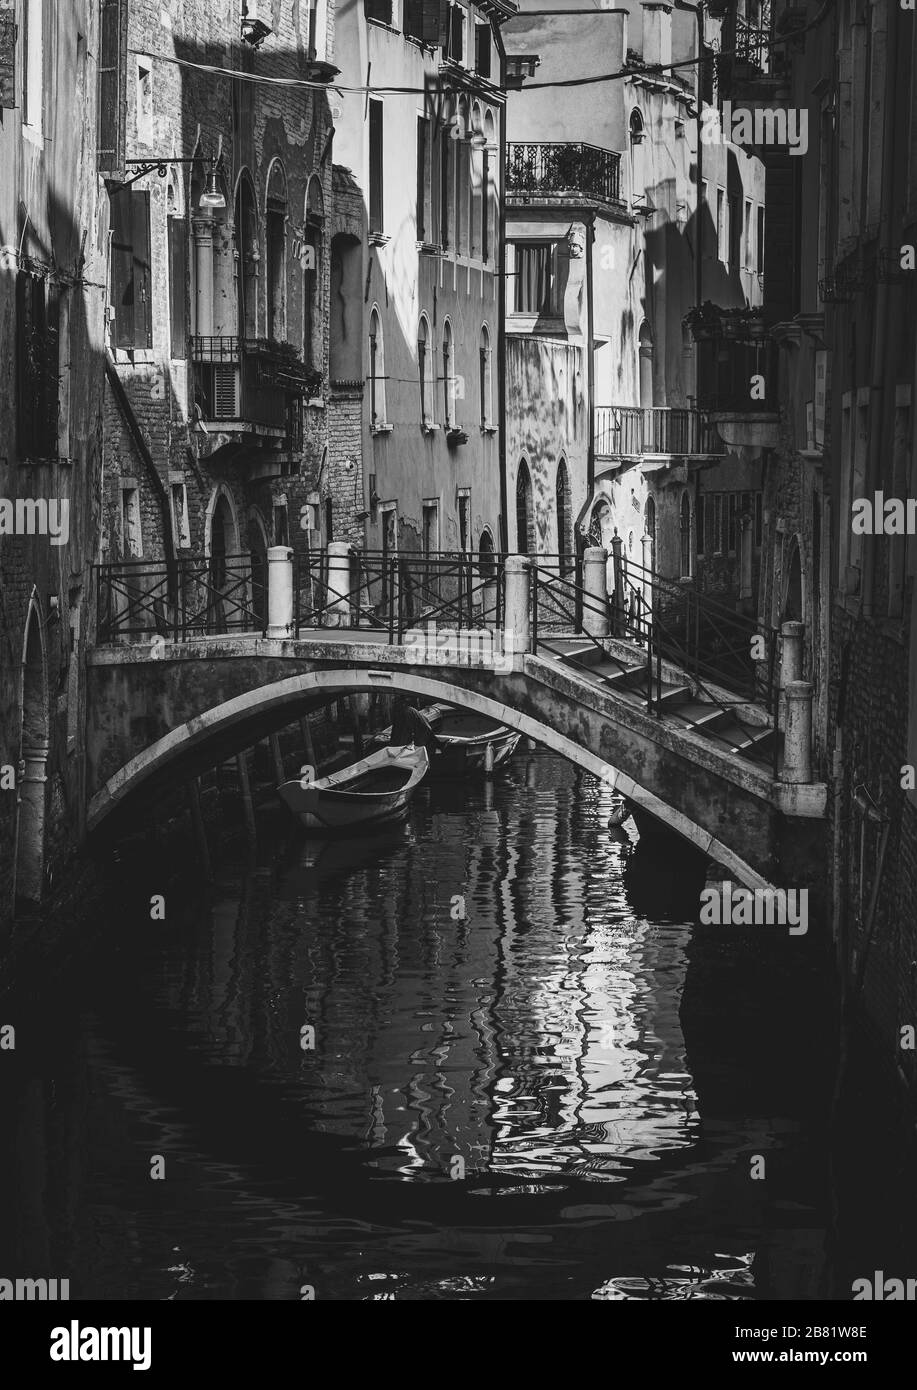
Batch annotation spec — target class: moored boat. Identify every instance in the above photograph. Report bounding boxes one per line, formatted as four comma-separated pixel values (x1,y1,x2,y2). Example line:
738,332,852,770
378,702,520,772
277,743,429,832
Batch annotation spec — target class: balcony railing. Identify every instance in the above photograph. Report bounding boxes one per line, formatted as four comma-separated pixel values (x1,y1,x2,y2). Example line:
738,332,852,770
734,15,771,74
506,142,622,205
191,336,312,444
594,406,725,457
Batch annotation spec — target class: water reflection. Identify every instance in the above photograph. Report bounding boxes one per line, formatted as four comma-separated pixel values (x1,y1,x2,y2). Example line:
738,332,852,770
0,751,850,1300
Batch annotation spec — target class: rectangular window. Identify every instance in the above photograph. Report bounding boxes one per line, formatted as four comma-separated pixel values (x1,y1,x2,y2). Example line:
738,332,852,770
16,269,60,459
440,126,452,248
416,114,428,242
729,194,740,271
136,59,153,144
422,501,439,556
404,0,424,42
458,491,470,552
110,189,152,349
168,217,187,360
756,205,765,274
307,0,319,58
98,0,127,175
364,0,393,24
481,145,490,262
457,136,470,256
744,198,752,269
514,242,557,315
369,98,384,234
170,480,191,550
447,4,465,63
120,485,142,558
716,188,726,262
475,22,491,78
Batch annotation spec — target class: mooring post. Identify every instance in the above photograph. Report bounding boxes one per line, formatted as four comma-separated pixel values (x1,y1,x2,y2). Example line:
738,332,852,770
610,532,625,637
503,555,531,665
325,541,353,627
187,777,211,881
781,680,813,784
236,750,256,839
779,620,805,731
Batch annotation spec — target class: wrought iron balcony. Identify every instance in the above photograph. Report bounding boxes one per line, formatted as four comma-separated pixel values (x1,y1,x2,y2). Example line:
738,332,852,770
191,336,317,444
594,406,725,458
506,142,622,205
734,15,771,74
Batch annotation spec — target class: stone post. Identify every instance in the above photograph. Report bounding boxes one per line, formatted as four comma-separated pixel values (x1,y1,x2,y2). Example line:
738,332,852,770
325,541,353,627
610,531,625,637
782,680,813,784
641,531,654,637
779,620,805,731
582,546,610,638
266,545,293,638
503,554,531,660
192,216,215,338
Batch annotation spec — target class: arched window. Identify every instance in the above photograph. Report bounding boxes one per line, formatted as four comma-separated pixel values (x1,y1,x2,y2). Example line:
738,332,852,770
516,460,534,555
442,318,455,426
479,324,492,427
418,314,434,426
556,459,572,572
679,492,692,578
369,307,386,426
265,161,288,341
234,172,259,340
645,495,656,559
629,108,645,206
457,97,471,255
478,528,496,580
638,320,654,409
302,175,324,368
482,110,496,264
470,102,483,260
440,100,453,250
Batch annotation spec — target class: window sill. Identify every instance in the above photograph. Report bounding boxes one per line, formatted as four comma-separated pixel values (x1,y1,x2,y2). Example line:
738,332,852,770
480,424,498,435
421,422,440,434
366,18,400,35
306,397,325,409
371,422,393,435
368,232,390,247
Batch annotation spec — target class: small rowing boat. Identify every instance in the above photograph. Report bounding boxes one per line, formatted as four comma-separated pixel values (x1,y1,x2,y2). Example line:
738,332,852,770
377,703,520,773
276,743,429,832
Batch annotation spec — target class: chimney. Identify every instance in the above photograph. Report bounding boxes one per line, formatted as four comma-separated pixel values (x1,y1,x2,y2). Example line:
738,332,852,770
641,2,673,69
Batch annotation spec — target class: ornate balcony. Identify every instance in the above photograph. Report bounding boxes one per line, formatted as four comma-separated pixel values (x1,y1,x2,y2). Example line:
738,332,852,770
506,142,623,206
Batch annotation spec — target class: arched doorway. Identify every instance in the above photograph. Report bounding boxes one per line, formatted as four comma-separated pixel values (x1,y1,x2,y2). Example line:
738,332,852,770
248,511,269,633
206,489,239,633
555,458,572,573
516,460,533,554
14,598,49,907
478,528,497,624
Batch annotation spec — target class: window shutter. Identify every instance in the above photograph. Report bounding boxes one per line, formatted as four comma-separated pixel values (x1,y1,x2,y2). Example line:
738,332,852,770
369,100,384,233
0,0,16,109
475,23,491,79
448,5,463,61
16,272,36,457
132,190,153,348
168,218,188,360
110,193,134,348
423,1,450,51
98,0,127,177
42,281,61,457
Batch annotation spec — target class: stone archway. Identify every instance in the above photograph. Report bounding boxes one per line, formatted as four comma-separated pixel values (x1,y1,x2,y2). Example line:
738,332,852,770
205,486,241,634
14,597,49,906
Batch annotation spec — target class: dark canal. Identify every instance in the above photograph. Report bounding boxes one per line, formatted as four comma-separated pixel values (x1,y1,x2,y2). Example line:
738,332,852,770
0,751,911,1300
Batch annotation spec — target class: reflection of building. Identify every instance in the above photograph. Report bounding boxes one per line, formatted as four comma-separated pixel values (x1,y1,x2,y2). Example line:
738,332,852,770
332,0,513,567
100,0,335,634
0,0,109,919
504,0,766,615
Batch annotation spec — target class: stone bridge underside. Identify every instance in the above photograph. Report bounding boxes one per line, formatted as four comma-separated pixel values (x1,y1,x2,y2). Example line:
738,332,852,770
86,636,827,893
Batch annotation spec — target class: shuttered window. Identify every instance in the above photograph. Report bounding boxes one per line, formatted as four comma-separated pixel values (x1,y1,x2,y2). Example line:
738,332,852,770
475,22,491,78
98,0,127,176
0,0,16,109
16,270,60,459
110,191,153,349
168,217,187,360
369,99,384,233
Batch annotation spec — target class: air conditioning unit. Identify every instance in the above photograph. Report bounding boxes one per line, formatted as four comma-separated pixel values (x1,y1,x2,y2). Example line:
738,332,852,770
212,365,240,419
241,1,273,47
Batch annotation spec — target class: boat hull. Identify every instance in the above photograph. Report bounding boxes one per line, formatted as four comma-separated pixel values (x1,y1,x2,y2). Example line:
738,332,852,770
277,745,429,833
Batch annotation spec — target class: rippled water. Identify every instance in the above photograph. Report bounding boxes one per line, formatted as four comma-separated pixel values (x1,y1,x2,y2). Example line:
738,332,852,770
0,750,903,1300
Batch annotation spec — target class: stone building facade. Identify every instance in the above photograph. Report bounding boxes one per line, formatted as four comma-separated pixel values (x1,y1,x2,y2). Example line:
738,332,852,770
0,0,109,925
100,0,336,639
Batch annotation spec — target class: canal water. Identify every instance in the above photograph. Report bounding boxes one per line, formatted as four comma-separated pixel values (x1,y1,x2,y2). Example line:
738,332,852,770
0,751,910,1300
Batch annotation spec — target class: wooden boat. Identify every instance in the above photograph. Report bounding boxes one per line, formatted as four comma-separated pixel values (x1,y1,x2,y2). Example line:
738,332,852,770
377,703,521,772
276,744,429,832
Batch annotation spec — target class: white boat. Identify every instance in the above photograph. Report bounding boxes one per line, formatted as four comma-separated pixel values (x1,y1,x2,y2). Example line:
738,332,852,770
376,703,521,772
277,744,429,832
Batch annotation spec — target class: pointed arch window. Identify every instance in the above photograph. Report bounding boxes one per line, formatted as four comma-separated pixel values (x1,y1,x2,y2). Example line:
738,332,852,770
442,318,455,427
516,460,534,555
479,325,492,427
418,314,434,426
369,307,386,427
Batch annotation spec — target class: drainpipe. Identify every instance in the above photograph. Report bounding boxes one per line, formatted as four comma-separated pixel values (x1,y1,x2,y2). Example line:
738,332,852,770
862,4,896,618
496,25,509,553
105,349,177,574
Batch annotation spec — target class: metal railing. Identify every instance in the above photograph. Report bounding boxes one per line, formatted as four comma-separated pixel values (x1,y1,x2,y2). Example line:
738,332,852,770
594,406,725,456
506,142,622,204
96,554,266,643
293,550,506,641
734,14,771,73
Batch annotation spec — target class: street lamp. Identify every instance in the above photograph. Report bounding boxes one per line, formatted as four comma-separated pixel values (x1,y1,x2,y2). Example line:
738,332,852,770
111,156,226,209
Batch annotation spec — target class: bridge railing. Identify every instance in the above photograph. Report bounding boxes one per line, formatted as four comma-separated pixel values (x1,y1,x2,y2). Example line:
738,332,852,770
95,555,266,642
293,549,506,638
